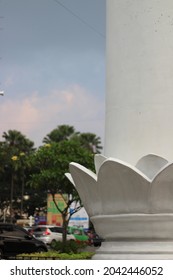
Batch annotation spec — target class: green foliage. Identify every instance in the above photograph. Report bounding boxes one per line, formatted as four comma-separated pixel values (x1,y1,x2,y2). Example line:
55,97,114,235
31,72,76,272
78,132,102,153
16,251,94,260
50,239,87,253
29,140,95,195
43,124,102,153
43,124,78,143
2,129,34,155
0,130,35,218
28,139,95,249
0,125,102,223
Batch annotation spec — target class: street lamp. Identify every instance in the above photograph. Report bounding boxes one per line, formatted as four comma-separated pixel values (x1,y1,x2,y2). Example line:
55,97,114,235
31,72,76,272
0,90,4,96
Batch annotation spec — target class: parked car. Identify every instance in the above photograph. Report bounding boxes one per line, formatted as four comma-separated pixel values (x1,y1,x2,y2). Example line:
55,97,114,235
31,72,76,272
23,226,33,233
92,233,104,247
67,226,104,246
87,230,104,247
31,225,76,246
68,226,89,244
0,223,48,259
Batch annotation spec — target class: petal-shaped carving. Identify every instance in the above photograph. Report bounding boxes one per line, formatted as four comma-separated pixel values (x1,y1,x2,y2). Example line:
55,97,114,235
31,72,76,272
69,163,101,216
65,173,75,186
98,158,151,214
136,154,168,180
94,154,107,175
151,163,173,213
67,154,173,217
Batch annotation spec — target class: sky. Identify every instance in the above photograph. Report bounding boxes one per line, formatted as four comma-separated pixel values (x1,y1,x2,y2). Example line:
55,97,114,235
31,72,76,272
0,0,106,147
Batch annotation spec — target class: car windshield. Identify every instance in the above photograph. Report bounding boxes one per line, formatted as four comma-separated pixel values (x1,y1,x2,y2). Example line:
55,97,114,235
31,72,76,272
49,227,63,233
32,226,64,233
33,227,46,232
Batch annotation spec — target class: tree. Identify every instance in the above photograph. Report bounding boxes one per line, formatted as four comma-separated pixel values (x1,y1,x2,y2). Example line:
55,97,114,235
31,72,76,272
43,125,79,143
28,140,95,248
78,132,102,153
2,129,34,154
0,130,35,221
43,124,102,153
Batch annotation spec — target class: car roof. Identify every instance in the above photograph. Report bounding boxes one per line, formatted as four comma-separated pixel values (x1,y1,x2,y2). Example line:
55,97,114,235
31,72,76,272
34,225,62,228
69,226,84,229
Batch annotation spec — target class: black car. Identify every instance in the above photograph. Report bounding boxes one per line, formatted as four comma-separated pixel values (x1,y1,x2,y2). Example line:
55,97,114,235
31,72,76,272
87,230,104,247
0,223,48,259
92,234,104,247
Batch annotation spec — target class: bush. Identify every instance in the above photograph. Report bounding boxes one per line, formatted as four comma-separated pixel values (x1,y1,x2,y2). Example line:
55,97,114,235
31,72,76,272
16,251,94,260
50,240,87,253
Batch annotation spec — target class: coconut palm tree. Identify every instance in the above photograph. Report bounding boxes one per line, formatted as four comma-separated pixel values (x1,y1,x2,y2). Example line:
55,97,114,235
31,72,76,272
43,125,79,143
2,130,34,153
43,125,102,153
78,132,102,154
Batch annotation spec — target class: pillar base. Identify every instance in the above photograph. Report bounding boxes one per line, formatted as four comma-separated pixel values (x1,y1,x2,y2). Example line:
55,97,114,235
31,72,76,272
92,240,173,260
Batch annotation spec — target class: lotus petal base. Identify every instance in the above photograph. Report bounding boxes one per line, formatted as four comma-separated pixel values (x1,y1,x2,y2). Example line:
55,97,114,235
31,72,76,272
67,154,173,259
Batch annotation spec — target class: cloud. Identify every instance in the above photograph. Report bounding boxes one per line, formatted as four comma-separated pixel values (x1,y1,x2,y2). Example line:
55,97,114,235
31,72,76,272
0,84,105,147
4,76,14,87
0,93,40,136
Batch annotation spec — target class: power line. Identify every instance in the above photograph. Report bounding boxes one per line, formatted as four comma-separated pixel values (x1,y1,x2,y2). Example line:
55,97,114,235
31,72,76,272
53,0,105,38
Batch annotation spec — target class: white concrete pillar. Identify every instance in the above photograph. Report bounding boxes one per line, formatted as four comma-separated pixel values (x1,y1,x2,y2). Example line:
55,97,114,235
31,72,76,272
105,0,173,165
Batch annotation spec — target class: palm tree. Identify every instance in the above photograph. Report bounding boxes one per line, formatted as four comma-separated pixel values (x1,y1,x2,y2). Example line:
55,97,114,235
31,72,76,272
43,124,79,143
43,124,102,153
78,132,102,154
2,130,34,153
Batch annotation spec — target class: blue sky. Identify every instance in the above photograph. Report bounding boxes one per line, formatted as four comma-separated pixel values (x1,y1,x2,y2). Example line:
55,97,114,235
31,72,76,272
0,0,105,147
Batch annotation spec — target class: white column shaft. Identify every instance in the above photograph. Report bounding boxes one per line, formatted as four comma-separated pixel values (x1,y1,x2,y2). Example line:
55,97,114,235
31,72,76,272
105,0,173,165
